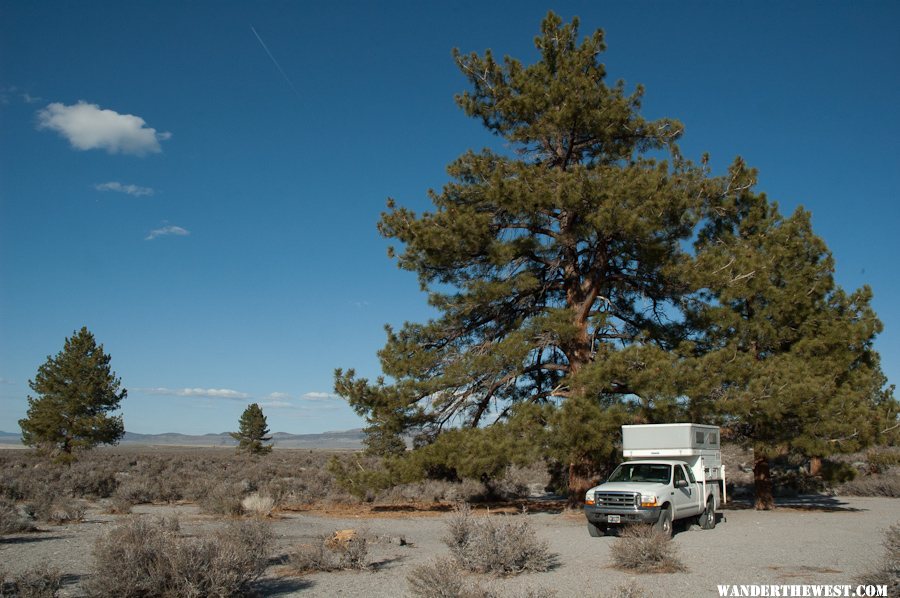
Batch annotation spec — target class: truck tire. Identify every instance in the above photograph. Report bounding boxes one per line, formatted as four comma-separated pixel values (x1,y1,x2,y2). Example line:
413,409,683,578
700,497,716,530
587,522,605,537
654,505,673,537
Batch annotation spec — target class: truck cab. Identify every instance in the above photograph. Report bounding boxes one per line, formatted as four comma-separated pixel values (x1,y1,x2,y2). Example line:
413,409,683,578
584,424,725,537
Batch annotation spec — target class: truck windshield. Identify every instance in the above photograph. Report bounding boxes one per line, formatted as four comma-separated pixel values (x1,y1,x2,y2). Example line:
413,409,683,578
608,463,672,484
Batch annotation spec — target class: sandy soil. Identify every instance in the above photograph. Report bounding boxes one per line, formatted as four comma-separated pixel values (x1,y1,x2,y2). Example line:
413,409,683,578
2,495,896,597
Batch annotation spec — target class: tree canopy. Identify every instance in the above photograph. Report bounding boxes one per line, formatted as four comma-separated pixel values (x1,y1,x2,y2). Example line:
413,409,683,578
334,12,896,505
20,327,126,461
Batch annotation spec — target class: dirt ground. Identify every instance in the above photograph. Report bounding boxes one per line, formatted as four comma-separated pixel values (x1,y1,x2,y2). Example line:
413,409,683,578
2,494,897,597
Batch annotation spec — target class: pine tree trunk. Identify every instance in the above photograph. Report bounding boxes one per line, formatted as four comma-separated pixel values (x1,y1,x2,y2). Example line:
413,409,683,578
809,456,822,476
753,453,775,510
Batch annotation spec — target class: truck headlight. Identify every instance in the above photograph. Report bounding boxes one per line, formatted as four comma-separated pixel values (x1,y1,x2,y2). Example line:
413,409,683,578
585,494,595,506
640,495,658,507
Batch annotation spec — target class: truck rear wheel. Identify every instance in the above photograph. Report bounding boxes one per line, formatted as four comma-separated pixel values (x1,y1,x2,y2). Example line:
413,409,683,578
700,498,716,530
587,522,605,537
654,505,673,537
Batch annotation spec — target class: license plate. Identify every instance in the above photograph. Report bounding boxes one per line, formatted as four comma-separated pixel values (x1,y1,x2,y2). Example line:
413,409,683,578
607,515,621,523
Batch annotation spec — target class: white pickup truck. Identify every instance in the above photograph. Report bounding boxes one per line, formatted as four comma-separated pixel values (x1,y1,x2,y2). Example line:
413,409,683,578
584,423,726,536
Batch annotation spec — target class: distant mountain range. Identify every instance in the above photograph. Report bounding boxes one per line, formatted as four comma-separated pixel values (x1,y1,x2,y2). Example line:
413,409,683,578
0,429,364,449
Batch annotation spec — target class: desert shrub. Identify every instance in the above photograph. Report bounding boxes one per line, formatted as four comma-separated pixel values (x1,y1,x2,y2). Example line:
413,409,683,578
113,479,155,505
198,482,245,516
104,494,134,515
289,529,369,573
855,523,900,596
610,525,686,573
837,471,900,498
377,479,490,504
866,448,900,474
443,503,555,575
60,463,118,498
86,516,272,597
493,463,549,499
241,492,275,517
406,557,497,598
0,498,35,535
25,494,85,525
605,579,649,598
0,565,62,598
407,558,470,598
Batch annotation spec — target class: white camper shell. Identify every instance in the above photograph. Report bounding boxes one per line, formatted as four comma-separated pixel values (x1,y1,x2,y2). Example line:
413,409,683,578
622,423,725,502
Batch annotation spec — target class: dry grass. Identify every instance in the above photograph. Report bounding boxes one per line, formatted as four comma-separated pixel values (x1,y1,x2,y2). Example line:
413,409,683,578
85,516,273,597
609,525,687,574
443,503,556,575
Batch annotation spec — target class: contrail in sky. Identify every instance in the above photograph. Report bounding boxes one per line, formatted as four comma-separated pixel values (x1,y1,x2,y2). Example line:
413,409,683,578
250,25,302,100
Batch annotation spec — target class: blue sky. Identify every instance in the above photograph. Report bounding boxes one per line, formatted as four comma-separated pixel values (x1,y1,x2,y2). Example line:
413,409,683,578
1,1,898,435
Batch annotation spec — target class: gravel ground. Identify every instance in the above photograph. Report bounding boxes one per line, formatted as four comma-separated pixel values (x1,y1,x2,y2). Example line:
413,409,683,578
2,496,896,597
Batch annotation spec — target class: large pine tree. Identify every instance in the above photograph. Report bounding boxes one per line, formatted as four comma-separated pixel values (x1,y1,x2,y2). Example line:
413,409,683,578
688,167,895,508
19,327,126,460
336,12,715,493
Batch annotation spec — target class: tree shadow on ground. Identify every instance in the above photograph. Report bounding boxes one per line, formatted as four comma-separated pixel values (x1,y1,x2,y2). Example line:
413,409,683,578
723,493,864,512
370,555,408,572
254,576,314,595
0,534,67,544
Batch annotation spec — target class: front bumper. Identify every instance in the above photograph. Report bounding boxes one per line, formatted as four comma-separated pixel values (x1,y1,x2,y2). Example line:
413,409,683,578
584,505,660,525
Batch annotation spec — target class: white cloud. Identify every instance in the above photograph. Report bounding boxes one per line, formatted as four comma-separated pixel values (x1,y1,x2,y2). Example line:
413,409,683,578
36,101,171,155
22,93,42,104
259,400,293,409
137,387,251,400
95,181,154,197
257,392,294,409
145,225,189,241
301,391,339,401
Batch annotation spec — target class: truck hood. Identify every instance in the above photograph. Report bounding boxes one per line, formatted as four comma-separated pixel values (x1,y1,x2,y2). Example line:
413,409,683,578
587,482,668,495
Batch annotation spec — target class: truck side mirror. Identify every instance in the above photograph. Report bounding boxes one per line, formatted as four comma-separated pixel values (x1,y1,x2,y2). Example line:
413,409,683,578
675,479,688,489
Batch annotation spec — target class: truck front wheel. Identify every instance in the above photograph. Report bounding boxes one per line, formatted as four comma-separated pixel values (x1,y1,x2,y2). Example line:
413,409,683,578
700,498,717,530
654,505,673,537
587,522,606,537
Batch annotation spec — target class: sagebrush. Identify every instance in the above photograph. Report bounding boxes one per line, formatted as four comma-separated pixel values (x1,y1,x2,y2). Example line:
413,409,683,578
0,565,62,598
610,525,686,573
855,522,899,596
443,503,555,575
289,529,369,573
86,516,272,597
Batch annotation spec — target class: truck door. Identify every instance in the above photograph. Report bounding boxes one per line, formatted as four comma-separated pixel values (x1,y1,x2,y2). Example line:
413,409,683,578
672,464,696,517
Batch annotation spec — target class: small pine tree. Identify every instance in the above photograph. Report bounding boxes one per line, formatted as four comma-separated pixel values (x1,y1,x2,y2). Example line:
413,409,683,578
19,327,126,461
231,403,273,455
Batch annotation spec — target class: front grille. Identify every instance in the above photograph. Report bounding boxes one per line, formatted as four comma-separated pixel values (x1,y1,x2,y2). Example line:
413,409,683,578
594,491,639,508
